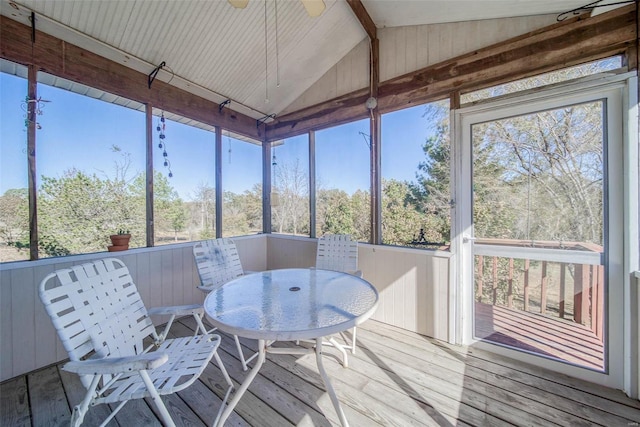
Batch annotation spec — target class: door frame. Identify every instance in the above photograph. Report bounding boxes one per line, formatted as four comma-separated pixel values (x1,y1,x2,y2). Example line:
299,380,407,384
450,72,637,390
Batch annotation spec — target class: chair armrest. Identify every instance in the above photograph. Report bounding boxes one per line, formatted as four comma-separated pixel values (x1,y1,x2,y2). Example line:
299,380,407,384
147,304,204,316
64,352,169,375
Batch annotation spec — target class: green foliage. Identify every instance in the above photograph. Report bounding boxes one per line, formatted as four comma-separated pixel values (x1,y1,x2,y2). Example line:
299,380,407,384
2,60,610,261
0,188,29,249
149,171,189,242
382,179,423,245
318,189,355,236
223,186,263,237
272,158,309,235
406,101,452,245
192,183,216,239
37,170,145,255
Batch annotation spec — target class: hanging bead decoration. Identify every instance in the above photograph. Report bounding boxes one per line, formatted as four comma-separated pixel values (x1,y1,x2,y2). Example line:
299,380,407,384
156,112,173,178
272,149,277,187
21,96,49,130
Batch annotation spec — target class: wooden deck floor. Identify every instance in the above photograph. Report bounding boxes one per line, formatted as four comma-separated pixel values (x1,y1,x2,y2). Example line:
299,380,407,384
475,302,605,371
2,318,639,427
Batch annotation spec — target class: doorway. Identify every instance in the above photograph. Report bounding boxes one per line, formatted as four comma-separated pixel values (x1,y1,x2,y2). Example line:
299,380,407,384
454,74,632,388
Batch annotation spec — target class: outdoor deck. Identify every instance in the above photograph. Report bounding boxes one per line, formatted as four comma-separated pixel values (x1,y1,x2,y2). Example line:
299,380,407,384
2,318,639,426
475,302,605,371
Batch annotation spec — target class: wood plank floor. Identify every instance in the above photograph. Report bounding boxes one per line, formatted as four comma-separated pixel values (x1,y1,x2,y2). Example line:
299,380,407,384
2,318,639,427
475,302,605,371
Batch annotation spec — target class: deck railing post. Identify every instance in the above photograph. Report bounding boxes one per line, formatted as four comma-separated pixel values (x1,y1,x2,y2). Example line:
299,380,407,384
507,258,514,308
596,265,604,341
476,255,484,302
540,261,548,315
574,264,590,325
524,259,530,311
492,257,498,305
559,262,566,319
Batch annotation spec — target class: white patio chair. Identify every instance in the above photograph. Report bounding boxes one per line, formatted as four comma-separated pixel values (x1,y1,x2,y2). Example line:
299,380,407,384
194,238,259,371
39,258,233,427
316,234,362,355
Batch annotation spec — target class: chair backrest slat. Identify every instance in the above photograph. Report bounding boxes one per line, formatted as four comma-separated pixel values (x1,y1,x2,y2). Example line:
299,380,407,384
316,234,358,273
193,238,244,291
39,258,155,388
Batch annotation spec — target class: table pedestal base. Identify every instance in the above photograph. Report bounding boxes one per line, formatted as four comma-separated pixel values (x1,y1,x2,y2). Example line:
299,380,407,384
213,338,349,427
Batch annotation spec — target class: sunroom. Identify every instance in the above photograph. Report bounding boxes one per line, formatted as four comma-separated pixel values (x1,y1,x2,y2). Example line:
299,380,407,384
1,0,639,425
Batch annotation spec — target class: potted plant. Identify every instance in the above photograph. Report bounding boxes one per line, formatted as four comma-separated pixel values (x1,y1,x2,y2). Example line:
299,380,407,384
108,229,131,251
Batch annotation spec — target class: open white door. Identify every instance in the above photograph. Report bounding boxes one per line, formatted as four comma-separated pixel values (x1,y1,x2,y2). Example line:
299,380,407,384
453,73,636,389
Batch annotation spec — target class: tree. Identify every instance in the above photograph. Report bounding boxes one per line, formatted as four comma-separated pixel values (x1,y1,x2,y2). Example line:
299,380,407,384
272,158,309,235
38,170,125,255
350,189,370,242
317,189,355,236
223,185,263,236
382,179,424,245
408,101,453,244
144,171,186,243
192,183,216,239
0,188,29,249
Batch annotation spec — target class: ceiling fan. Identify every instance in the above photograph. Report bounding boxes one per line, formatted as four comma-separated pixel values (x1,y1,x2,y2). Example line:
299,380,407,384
228,0,326,17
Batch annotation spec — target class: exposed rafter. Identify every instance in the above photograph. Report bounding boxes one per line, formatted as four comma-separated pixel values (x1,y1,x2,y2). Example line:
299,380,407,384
346,0,377,40
266,4,636,141
0,17,263,141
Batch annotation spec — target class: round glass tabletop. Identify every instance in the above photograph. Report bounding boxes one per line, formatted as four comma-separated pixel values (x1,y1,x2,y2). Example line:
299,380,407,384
203,268,379,340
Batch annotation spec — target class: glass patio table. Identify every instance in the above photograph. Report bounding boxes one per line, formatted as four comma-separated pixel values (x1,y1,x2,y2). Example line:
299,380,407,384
204,268,379,427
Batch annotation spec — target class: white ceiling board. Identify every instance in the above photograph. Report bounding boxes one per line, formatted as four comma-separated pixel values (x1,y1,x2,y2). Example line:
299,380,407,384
361,0,592,27
2,0,616,121
3,0,365,120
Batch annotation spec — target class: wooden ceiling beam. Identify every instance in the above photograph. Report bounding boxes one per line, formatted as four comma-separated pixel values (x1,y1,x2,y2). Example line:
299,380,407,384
266,4,636,141
346,0,377,41
378,4,636,113
0,16,263,141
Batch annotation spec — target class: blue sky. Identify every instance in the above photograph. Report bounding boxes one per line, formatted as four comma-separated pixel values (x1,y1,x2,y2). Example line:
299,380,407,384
1,70,438,199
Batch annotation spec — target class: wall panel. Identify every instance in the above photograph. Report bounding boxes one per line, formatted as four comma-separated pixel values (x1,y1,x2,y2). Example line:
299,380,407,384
281,14,558,114
266,235,451,338
0,269,13,379
0,235,267,381
1,235,449,381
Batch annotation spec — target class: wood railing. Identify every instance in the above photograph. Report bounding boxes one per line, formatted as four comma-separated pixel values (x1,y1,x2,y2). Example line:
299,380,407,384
474,239,604,341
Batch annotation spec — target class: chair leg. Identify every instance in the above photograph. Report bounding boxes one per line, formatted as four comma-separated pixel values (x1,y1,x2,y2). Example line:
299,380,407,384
193,312,210,335
213,352,233,391
139,370,176,427
212,352,234,427
71,375,101,427
157,315,176,343
234,335,249,371
328,337,349,368
351,327,357,354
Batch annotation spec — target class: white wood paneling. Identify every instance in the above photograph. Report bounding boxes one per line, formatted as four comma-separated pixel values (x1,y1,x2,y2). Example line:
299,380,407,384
10,267,35,380
0,268,12,378
0,235,267,382
234,235,269,272
9,0,366,118
281,39,370,115
359,244,451,340
266,235,318,269
266,235,451,339
281,14,558,114
0,235,450,381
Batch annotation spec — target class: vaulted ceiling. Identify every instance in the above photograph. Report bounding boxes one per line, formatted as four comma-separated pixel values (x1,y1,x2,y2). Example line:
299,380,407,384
1,0,596,121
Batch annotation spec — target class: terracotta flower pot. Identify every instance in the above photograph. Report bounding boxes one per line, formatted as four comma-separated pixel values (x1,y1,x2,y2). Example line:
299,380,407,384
109,234,131,251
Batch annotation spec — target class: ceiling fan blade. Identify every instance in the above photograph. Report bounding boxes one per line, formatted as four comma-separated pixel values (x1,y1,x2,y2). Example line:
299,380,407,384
228,0,250,9
300,0,326,17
